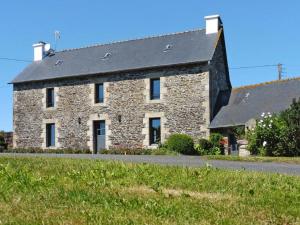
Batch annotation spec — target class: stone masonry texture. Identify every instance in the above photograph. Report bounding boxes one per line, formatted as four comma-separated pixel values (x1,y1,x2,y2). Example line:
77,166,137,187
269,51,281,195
209,32,231,119
13,36,230,151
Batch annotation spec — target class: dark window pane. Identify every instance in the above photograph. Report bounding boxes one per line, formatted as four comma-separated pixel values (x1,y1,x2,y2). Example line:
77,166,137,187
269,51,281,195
99,120,106,135
46,88,54,107
46,123,55,147
150,79,160,100
95,83,104,103
95,121,106,136
149,118,161,144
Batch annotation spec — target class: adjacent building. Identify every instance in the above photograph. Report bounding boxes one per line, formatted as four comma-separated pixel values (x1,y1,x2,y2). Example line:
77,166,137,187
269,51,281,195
12,15,231,152
210,78,300,154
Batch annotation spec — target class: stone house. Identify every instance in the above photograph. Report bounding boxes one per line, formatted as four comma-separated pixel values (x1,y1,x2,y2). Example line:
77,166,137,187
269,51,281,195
11,15,231,153
210,78,300,155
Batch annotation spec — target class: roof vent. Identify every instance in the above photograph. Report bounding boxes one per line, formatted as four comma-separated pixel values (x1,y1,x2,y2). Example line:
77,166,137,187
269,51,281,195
101,52,111,60
163,44,173,52
55,60,63,66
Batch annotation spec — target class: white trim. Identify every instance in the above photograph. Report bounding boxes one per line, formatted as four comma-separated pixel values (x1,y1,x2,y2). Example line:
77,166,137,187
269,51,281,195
89,82,109,107
42,87,59,111
144,77,167,104
142,112,168,148
87,113,111,152
204,15,220,20
41,119,61,149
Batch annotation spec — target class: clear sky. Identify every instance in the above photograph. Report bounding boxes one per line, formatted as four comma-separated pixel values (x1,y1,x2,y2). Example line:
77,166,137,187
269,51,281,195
0,0,300,131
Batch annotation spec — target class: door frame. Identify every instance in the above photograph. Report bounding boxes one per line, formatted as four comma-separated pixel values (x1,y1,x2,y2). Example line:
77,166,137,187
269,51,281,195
93,120,106,154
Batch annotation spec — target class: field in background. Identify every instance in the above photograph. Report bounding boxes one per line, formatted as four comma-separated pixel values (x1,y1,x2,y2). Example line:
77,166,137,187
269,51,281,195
0,157,299,224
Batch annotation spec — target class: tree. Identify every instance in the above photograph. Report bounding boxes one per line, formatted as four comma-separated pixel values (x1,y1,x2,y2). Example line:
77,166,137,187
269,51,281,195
0,131,5,147
280,98,300,156
247,99,300,156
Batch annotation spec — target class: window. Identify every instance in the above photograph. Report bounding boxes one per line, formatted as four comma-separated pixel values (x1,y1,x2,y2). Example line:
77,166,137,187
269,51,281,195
46,88,54,108
150,78,160,100
95,83,104,103
46,123,55,147
149,118,161,145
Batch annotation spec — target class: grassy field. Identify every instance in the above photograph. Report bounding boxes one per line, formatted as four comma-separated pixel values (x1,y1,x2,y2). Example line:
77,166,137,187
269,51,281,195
205,155,300,164
0,157,299,224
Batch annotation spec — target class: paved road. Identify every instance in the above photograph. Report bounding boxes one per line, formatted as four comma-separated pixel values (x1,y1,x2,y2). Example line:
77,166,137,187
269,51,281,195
1,153,300,176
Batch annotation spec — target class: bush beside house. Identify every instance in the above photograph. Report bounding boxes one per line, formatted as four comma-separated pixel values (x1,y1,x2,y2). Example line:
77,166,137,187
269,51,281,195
4,148,91,154
194,134,224,156
158,133,224,156
165,134,196,155
0,131,8,151
195,139,213,155
101,133,224,156
247,98,300,156
3,132,225,156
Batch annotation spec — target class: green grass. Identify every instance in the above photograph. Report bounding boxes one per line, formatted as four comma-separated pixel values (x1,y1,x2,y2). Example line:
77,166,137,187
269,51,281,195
205,155,300,164
0,157,299,224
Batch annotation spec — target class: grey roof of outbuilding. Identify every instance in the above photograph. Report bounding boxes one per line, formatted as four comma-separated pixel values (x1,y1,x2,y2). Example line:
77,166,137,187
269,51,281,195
209,78,300,128
11,29,219,84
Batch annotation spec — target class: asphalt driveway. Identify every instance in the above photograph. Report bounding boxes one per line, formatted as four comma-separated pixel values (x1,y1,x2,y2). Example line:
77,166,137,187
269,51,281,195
1,153,300,176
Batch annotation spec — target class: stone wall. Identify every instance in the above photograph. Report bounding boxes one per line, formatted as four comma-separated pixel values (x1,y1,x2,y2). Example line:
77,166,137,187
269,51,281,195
13,64,212,151
237,140,250,157
209,31,231,119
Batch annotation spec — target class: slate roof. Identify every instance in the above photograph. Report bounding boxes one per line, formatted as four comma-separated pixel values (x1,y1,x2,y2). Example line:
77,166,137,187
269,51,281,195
11,29,219,84
209,78,300,128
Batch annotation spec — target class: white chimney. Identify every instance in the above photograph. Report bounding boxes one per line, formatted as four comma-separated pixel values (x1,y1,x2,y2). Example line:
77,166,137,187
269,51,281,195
205,15,222,35
32,41,50,61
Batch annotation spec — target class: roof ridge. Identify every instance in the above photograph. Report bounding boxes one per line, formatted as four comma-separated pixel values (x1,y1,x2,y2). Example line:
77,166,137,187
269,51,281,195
56,28,205,53
233,76,300,92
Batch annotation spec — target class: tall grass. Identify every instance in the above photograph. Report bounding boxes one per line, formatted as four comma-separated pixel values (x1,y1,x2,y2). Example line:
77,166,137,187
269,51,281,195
0,157,299,224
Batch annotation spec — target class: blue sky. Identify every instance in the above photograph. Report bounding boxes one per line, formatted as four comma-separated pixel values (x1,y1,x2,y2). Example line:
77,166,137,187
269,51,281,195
1,0,300,131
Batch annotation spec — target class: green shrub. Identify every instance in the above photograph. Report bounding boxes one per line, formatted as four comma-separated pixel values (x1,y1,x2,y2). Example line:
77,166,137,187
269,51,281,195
247,112,292,156
210,133,224,155
166,134,195,155
102,147,177,155
5,146,177,156
0,131,6,151
4,148,91,154
194,134,224,156
198,138,213,150
102,148,152,155
151,147,179,156
209,133,223,148
194,138,212,155
211,146,222,155
232,126,246,139
247,99,300,157
280,98,300,156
